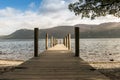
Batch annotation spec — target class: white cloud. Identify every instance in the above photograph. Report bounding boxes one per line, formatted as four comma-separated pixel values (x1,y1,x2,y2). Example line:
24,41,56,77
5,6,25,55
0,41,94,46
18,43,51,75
0,7,21,17
0,0,120,35
39,0,66,13
29,2,35,9
38,0,120,26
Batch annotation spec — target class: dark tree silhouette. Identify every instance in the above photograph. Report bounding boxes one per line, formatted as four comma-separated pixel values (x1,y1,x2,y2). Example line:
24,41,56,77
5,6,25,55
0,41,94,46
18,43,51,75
68,0,120,19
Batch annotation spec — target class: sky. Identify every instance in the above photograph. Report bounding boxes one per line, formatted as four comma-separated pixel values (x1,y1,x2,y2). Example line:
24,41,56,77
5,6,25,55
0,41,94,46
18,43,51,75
0,0,120,35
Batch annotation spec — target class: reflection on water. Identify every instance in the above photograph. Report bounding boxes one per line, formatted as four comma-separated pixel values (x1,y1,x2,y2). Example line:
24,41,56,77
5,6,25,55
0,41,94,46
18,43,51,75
0,38,120,62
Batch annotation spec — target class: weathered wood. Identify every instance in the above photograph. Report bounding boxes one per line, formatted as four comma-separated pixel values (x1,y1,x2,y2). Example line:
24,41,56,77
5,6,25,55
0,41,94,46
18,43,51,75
64,37,66,46
34,28,39,57
0,44,109,80
46,33,48,50
63,38,64,45
55,39,58,45
53,38,54,46
54,38,56,46
67,35,69,48
50,36,53,47
68,34,71,50
75,27,80,57
66,36,68,48
63,38,65,45
56,39,58,45
54,38,56,45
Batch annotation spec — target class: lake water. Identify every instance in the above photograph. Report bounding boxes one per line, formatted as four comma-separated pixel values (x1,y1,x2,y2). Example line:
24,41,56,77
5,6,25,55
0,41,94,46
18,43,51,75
0,39,45,61
0,39,120,62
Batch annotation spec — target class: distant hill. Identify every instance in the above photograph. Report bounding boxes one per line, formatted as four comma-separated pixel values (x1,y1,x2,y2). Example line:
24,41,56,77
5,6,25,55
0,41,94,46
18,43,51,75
75,22,120,38
1,22,120,39
3,26,74,39
4,29,34,39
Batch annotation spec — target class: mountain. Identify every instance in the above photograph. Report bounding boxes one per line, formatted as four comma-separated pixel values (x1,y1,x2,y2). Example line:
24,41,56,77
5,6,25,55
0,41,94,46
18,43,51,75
4,29,34,39
75,22,120,38
1,22,120,39
38,26,74,38
3,26,74,39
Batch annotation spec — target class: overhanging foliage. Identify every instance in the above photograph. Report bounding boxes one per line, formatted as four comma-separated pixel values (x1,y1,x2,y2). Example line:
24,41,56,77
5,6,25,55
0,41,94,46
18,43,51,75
69,0,120,19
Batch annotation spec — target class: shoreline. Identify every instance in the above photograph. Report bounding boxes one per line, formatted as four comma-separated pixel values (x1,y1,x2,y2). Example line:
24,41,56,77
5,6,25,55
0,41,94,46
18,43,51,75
0,59,24,67
89,61,120,69
89,62,120,80
0,59,24,74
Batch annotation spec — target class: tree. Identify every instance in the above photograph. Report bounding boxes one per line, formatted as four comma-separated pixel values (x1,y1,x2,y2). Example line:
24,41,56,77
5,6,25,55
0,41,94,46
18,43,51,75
68,0,120,19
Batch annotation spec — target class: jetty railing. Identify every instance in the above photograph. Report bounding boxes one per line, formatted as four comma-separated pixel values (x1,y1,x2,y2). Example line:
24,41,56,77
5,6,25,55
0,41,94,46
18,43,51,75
34,27,79,57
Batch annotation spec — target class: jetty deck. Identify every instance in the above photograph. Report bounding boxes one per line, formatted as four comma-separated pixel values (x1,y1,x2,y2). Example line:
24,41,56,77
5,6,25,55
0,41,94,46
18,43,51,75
0,44,109,80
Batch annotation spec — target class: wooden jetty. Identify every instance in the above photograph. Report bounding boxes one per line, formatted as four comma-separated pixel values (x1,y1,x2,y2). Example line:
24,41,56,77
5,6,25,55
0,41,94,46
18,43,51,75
0,44,109,80
0,28,110,80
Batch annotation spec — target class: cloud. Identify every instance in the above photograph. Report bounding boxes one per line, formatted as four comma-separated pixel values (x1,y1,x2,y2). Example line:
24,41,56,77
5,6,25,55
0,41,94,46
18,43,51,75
0,7,21,17
29,2,36,9
0,0,120,35
38,0,120,26
39,0,66,13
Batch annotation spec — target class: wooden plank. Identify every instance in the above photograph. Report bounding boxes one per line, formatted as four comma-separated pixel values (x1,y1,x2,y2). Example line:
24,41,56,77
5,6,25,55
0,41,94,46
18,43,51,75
0,44,110,80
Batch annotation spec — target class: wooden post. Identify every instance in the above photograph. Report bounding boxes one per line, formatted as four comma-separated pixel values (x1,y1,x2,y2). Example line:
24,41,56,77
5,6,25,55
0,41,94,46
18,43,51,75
67,35,69,48
63,38,65,45
55,39,57,45
64,37,66,46
34,28,39,57
50,36,53,47
68,34,71,50
53,38,55,46
54,38,56,45
66,36,68,47
57,39,58,44
52,36,54,47
75,27,80,57
46,33,48,50
55,39,56,45
60,39,62,44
